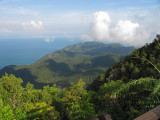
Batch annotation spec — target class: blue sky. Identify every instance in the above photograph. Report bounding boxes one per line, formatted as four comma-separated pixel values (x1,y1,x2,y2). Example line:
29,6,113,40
0,0,160,46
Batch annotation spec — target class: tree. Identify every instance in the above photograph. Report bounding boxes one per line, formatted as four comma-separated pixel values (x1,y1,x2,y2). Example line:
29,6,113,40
24,102,60,120
63,80,96,120
113,78,156,119
0,73,24,108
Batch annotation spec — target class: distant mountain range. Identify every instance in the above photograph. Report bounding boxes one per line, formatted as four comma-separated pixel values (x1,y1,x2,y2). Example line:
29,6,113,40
0,42,134,88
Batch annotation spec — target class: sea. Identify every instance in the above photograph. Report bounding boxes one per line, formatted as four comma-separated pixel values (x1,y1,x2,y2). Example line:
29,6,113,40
0,38,83,69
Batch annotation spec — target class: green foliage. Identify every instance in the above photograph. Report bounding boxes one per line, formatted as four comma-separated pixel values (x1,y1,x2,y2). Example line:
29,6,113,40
0,105,15,120
88,34,160,91
67,100,95,120
87,35,160,119
63,80,96,120
111,77,160,119
114,78,154,96
1,35,160,120
0,42,134,89
24,102,60,120
0,73,24,108
0,99,3,109
0,101,26,120
90,77,160,120
0,74,96,120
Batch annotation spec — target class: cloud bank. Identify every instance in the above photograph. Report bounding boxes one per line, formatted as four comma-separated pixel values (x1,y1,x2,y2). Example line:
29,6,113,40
82,11,150,47
44,37,54,43
22,21,44,31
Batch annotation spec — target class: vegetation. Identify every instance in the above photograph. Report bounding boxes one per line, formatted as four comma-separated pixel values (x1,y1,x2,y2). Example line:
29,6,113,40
0,42,134,88
88,35,160,91
1,35,160,120
86,34,160,119
0,73,96,120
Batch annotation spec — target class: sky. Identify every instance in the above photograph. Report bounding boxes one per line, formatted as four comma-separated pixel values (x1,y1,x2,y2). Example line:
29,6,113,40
0,0,160,46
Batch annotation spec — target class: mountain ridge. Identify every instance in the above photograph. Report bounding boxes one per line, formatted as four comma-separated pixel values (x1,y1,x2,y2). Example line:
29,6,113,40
88,35,160,91
0,41,134,88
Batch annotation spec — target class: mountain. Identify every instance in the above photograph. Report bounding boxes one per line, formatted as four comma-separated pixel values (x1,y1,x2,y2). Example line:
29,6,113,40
0,42,134,88
88,35,160,91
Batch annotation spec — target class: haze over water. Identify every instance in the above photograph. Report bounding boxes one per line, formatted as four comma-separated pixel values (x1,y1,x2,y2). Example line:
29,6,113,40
0,38,82,69
0,0,159,69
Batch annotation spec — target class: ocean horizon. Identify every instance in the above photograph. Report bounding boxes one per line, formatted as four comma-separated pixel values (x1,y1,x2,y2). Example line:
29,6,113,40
0,38,83,69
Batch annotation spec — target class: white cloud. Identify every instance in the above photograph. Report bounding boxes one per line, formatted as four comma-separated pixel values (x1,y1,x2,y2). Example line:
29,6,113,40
44,37,54,43
82,11,150,47
22,21,44,31
111,20,148,46
91,11,111,40
114,20,139,36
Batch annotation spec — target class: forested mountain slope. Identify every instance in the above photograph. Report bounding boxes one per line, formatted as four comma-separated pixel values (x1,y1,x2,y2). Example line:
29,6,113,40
0,42,134,88
88,35,160,91
86,34,160,120
1,36,160,120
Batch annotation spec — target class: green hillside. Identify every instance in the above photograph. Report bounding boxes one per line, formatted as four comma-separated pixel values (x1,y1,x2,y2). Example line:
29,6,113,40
88,35,160,91
1,35,160,120
0,42,134,88
86,34,160,120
